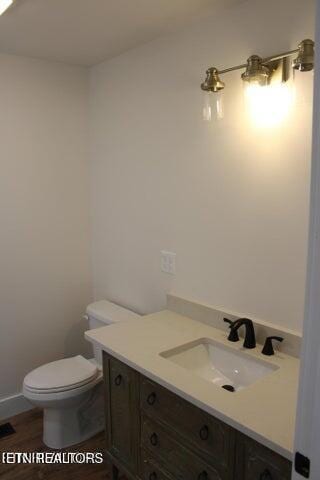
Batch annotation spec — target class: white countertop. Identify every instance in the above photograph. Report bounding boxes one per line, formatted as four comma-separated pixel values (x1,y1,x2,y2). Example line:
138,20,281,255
85,310,299,460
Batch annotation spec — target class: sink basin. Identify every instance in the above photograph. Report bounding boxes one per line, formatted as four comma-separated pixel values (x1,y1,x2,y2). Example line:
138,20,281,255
160,338,278,392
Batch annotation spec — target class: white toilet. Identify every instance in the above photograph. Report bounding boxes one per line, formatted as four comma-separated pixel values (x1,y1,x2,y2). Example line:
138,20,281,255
23,300,140,449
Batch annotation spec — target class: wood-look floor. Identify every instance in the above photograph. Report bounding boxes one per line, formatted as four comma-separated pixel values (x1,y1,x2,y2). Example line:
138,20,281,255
0,409,120,480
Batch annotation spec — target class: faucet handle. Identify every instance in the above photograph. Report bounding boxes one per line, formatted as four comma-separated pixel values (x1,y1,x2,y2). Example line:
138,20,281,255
223,318,240,342
262,336,283,356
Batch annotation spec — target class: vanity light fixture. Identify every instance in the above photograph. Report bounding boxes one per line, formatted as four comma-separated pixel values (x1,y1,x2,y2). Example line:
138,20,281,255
201,39,315,93
202,67,225,92
0,0,14,16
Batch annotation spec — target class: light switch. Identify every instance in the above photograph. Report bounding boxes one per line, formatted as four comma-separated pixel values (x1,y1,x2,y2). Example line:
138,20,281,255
161,251,176,275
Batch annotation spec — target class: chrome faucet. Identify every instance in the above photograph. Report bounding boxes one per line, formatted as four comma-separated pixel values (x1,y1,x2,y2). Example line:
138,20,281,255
224,317,256,349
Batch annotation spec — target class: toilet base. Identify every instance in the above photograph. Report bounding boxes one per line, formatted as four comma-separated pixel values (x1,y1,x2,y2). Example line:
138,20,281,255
42,382,104,449
23,378,104,450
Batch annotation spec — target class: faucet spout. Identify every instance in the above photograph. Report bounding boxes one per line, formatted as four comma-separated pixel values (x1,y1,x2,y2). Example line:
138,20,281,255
229,318,256,349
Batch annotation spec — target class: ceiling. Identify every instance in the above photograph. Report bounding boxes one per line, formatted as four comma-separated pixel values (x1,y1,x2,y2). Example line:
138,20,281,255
0,0,242,66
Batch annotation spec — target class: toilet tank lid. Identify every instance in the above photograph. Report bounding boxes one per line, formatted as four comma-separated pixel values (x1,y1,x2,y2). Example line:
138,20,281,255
86,300,140,325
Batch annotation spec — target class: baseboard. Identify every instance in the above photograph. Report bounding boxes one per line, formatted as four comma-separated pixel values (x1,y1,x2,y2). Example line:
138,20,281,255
0,394,33,421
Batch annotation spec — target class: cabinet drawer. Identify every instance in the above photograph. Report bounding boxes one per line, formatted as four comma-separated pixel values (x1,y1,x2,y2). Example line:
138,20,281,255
235,433,292,480
141,415,227,480
140,376,234,470
141,450,172,480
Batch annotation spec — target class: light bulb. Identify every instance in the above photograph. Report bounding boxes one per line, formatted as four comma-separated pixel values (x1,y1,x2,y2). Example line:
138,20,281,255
0,0,13,16
244,82,293,128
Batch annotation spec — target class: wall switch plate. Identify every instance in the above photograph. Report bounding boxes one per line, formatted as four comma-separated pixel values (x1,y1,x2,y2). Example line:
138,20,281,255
161,251,176,275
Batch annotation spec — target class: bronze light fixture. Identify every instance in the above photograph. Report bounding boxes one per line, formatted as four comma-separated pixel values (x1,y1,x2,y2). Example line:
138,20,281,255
241,55,270,87
293,39,315,71
201,67,225,92
201,39,315,92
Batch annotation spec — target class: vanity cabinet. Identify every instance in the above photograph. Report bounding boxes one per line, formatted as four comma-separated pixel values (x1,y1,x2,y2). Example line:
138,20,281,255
140,376,235,479
104,355,140,475
103,352,292,480
235,434,292,480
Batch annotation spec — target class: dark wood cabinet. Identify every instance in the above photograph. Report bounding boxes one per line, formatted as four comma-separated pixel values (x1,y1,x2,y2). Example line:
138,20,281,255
140,376,235,478
103,352,292,480
140,376,235,474
103,354,140,476
141,415,225,480
235,434,292,480
141,450,172,480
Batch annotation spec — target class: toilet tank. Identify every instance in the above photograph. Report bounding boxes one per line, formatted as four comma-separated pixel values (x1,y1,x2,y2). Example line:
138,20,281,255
86,300,141,365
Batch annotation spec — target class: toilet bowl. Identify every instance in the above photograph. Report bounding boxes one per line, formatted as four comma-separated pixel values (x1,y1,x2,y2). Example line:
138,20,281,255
23,356,103,449
23,300,140,449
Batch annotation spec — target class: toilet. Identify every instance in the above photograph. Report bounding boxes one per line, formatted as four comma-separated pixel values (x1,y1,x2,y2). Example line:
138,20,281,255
23,300,140,449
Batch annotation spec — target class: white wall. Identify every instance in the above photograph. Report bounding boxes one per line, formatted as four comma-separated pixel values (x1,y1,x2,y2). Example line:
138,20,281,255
90,0,315,332
0,54,92,400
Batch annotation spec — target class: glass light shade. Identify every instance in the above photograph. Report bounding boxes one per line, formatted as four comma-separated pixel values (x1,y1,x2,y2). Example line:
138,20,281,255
292,69,314,106
244,82,293,128
202,91,224,122
243,75,269,88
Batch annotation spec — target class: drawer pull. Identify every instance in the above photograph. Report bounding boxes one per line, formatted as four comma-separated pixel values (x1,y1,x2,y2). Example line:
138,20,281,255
114,375,122,386
147,392,157,405
150,433,158,446
260,469,272,480
149,473,157,480
199,425,209,441
198,470,208,480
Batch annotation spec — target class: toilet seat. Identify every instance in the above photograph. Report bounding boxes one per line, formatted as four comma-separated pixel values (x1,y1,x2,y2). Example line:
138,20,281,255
23,355,99,394
23,371,102,404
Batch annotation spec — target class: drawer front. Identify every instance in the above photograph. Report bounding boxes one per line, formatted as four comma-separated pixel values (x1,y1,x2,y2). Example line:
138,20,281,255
235,434,292,480
104,353,140,473
141,450,172,480
141,415,227,480
140,376,234,470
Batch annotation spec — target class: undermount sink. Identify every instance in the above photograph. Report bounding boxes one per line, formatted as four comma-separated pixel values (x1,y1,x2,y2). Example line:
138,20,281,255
160,338,278,392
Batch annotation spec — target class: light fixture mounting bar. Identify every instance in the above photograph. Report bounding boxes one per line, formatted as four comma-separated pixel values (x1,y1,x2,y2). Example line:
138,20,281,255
216,49,299,76
262,49,299,64
218,63,248,75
